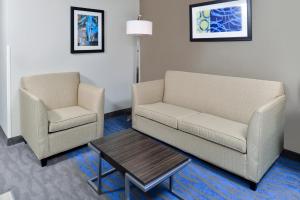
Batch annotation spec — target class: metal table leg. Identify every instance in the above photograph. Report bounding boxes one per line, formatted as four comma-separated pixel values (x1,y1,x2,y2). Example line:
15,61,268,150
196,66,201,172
169,176,173,192
88,144,117,194
88,152,102,194
125,175,130,200
170,176,185,200
98,152,102,193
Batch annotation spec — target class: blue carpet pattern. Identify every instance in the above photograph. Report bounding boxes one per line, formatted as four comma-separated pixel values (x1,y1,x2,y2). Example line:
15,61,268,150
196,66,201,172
68,115,300,200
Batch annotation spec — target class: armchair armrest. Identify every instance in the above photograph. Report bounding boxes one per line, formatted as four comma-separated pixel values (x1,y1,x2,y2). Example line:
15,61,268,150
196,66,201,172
246,95,286,182
78,83,105,138
20,88,49,160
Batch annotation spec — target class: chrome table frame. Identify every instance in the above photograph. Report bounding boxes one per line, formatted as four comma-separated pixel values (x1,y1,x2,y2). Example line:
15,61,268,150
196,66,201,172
87,143,117,194
88,143,191,199
125,159,191,200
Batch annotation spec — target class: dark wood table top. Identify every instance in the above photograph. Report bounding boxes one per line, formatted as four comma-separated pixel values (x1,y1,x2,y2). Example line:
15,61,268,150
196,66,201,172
90,129,190,185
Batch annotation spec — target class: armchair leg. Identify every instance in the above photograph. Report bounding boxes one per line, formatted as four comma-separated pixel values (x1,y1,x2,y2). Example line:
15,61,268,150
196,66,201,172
40,158,47,167
249,181,258,191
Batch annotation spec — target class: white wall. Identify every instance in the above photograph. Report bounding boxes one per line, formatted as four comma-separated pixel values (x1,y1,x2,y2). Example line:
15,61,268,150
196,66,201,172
6,0,139,137
0,0,8,135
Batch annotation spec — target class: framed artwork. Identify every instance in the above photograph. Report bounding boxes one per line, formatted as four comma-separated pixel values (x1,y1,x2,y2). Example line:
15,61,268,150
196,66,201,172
71,7,104,53
189,0,252,42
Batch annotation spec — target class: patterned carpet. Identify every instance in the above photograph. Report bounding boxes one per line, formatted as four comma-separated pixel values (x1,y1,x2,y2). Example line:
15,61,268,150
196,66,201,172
69,115,300,200
0,115,299,200
0,129,100,200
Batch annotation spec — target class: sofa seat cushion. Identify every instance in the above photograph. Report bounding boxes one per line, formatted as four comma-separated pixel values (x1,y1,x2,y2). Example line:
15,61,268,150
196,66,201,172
135,102,198,129
48,106,97,133
179,113,248,153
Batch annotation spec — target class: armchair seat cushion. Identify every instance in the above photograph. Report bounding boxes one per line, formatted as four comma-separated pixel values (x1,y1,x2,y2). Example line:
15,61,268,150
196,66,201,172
135,102,198,129
179,113,248,153
48,106,97,133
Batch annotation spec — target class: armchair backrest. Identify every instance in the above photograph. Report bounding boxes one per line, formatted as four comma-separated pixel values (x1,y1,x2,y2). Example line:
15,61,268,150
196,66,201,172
21,72,80,110
163,71,284,124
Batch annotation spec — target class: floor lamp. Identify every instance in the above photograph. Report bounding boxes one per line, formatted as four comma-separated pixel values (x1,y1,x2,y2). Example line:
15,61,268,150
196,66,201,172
126,15,153,83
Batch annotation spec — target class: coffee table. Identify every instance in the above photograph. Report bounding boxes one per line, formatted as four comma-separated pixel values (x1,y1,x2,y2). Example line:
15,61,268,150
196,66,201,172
88,129,191,199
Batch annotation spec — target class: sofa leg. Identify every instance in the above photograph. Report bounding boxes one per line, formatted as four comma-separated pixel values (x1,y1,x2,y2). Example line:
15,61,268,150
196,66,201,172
249,181,258,191
40,158,47,167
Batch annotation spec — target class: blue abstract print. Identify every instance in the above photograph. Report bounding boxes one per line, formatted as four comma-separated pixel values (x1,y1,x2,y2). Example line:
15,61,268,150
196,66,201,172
210,7,242,33
78,15,99,46
196,10,211,33
195,7,242,34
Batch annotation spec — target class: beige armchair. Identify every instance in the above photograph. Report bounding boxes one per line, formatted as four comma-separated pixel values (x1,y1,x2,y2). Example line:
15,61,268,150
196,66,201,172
20,72,104,167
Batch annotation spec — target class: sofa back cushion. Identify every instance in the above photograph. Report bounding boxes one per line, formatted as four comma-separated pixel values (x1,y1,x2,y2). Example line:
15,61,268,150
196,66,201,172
21,72,80,110
163,71,284,124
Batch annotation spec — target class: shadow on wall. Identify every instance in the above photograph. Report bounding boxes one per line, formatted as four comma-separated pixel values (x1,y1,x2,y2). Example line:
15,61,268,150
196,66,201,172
283,83,300,152
80,74,131,113
285,112,300,151
80,74,97,86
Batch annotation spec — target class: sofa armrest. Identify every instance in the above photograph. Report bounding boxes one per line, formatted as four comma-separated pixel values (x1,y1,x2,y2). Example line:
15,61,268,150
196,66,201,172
20,88,49,160
246,95,286,182
132,79,164,107
132,80,164,127
78,83,105,138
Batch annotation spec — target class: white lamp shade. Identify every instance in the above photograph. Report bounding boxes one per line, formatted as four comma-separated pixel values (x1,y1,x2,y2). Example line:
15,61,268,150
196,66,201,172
126,20,153,36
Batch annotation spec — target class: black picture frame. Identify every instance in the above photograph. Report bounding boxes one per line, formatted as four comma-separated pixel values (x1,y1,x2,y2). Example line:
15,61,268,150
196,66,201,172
71,6,105,53
189,0,252,42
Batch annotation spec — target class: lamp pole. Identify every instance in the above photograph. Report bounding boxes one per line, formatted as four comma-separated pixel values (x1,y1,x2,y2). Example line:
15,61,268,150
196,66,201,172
126,15,152,121
126,15,153,84
136,15,142,83
136,38,141,83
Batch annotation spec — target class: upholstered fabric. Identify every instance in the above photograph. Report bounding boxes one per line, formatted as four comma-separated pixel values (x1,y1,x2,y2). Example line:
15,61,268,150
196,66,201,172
49,123,97,156
21,72,80,110
135,102,198,129
132,80,165,106
78,83,104,138
133,116,247,178
179,113,248,153
246,95,286,182
20,72,104,161
132,71,286,184
132,80,164,117
20,88,50,160
164,71,284,124
48,106,97,133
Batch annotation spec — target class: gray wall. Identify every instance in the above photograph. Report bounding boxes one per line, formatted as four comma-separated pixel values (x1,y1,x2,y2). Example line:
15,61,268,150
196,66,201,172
5,0,139,137
140,0,300,153
0,0,8,134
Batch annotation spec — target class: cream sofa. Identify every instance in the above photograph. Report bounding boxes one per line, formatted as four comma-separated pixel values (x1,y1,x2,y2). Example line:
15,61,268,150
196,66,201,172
20,72,104,166
132,71,286,190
